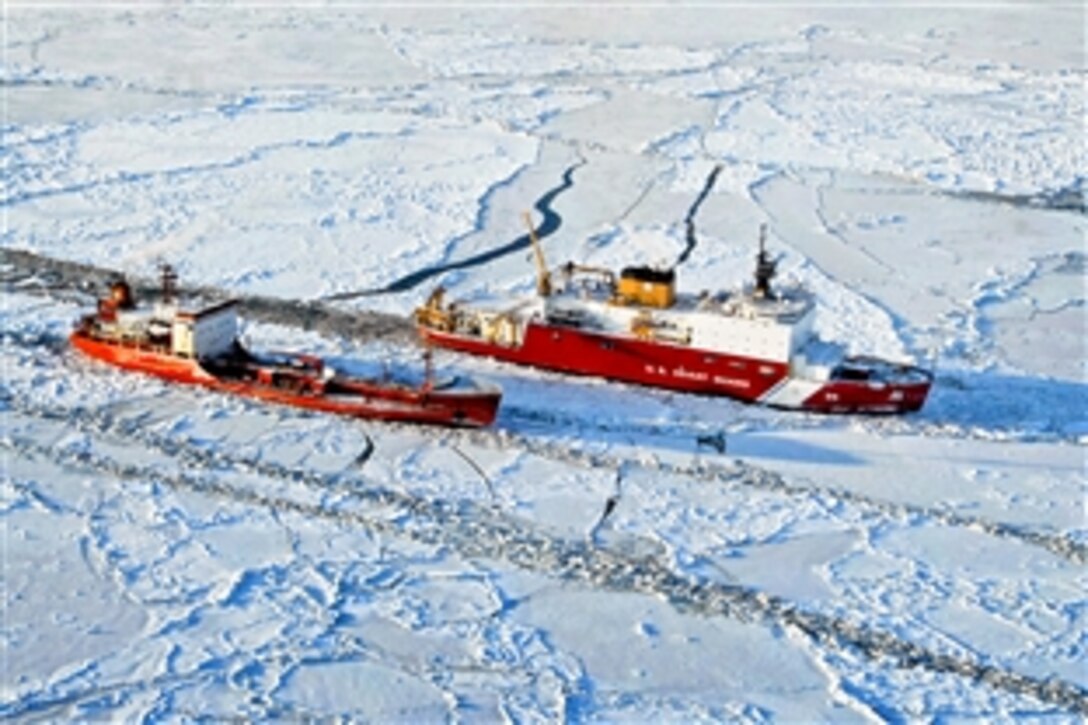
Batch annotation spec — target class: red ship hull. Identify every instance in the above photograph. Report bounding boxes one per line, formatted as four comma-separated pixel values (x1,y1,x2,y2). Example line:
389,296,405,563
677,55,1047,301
71,331,501,427
420,322,931,415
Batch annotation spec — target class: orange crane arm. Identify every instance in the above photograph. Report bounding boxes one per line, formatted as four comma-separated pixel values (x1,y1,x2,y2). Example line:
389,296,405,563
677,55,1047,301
523,211,552,297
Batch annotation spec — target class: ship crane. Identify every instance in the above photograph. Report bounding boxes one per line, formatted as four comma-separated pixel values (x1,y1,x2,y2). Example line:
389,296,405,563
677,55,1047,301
523,211,552,297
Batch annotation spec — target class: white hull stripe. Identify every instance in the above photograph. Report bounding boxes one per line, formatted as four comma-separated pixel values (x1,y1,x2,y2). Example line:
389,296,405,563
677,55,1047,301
758,377,823,408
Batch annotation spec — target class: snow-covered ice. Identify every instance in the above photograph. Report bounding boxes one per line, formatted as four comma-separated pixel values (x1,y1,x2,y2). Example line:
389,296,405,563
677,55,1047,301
2,3,1085,720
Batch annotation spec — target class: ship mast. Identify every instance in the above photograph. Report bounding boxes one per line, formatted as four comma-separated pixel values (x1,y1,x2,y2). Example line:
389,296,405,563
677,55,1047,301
523,211,552,297
753,224,777,300
160,263,178,304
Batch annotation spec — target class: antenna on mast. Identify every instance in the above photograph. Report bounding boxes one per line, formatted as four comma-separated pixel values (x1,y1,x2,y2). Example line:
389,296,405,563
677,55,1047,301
523,211,552,297
753,224,777,300
160,263,178,304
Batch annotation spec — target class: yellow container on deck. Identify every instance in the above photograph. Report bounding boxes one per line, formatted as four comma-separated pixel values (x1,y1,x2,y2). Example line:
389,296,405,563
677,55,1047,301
617,267,676,308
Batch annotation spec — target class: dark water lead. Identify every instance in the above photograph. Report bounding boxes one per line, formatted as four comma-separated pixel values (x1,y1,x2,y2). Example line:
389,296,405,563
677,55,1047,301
325,158,587,301
675,163,723,267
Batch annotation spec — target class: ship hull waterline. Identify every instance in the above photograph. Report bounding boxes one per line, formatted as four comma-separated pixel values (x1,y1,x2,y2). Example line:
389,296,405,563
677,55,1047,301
71,331,501,427
419,322,931,415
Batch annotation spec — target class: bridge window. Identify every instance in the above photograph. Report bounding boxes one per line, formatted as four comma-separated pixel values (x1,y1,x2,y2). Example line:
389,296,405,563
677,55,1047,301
833,366,870,381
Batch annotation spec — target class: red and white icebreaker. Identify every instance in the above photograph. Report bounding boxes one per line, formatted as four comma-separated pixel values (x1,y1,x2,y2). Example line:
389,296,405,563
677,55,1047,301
415,224,932,414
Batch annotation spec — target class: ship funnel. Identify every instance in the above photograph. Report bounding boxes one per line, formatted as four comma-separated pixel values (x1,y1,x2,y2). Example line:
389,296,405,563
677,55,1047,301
753,224,777,300
109,278,135,310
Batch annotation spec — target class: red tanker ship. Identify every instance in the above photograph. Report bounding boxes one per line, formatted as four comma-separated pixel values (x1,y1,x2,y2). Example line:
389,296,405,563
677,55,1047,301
72,267,501,427
415,222,932,414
